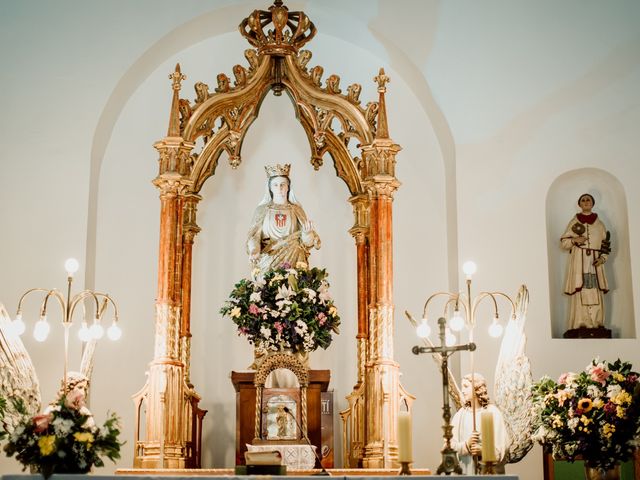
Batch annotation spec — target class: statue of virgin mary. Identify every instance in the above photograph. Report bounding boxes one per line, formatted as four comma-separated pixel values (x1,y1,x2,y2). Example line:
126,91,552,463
247,164,321,276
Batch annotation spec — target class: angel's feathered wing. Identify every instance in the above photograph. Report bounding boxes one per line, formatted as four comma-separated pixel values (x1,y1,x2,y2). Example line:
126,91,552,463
493,285,533,463
0,302,41,429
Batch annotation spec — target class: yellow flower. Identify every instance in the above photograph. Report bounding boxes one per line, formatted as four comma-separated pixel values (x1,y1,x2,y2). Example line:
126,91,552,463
613,391,632,405
230,306,241,318
613,372,625,382
616,405,626,418
580,415,592,425
74,432,94,445
577,398,593,413
603,423,616,439
328,306,337,317
38,435,56,456
592,398,604,409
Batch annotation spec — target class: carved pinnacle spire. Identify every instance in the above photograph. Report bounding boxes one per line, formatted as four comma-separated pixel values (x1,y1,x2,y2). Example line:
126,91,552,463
374,68,389,140
168,63,186,137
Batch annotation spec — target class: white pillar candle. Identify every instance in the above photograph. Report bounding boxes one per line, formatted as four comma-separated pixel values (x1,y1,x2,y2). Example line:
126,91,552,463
397,411,413,463
480,410,496,462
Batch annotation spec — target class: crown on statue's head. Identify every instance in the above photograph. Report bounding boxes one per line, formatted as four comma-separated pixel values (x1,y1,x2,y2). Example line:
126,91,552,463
265,163,291,178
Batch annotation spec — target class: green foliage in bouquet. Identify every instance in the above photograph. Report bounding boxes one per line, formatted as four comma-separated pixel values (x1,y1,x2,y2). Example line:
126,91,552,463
221,263,340,354
531,358,640,470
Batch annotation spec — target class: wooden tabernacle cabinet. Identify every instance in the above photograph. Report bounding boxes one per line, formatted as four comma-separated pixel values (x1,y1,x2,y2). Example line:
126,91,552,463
230,370,333,468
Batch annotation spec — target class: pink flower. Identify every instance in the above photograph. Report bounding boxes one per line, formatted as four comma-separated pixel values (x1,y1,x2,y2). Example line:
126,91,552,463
239,327,249,335
65,389,86,410
558,372,570,384
248,303,260,315
589,366,610,386
317,312,327,326
274,321,284,334
33,413,53,433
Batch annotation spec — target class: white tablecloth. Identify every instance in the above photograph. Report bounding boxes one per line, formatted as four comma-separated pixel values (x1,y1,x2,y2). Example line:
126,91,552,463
246,443,317,470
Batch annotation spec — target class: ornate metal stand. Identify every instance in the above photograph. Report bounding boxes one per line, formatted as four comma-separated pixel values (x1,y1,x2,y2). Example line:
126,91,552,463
412,317,475,475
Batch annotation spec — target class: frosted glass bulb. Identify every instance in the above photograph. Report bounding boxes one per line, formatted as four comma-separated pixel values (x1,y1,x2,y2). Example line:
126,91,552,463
89,322,104,340
450,310,465,332
12,314,25,336
64,258,80,275
462,261,477,277
107,322,122,341
78,322,92,342
445,329,456,347
33,318,50,342
416,319,431,339
489,317,503,338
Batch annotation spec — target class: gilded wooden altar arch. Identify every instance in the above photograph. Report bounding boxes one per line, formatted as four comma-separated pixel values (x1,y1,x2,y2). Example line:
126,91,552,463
136,0,412,470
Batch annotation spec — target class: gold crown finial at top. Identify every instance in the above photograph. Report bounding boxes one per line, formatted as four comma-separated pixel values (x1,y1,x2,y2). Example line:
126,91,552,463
239,1,316,54
265,163,291,178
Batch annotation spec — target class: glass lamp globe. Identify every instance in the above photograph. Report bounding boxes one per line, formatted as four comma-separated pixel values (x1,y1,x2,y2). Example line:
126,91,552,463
89,321,104,340
107,322,122,341
33,317,50,342
12,314,26,336
462,261,477,277
489,316,504,338
416,319,431,339
449,310,465,332
64,258,80,276
78,322,92,342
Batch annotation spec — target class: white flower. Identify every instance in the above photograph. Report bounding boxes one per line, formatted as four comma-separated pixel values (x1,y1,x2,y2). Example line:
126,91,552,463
260,326,272,339
587,384,602,398
607,384,622,399
303,288,317,300
294,320,308,336
276,284,295,301
249,291,261,303
53,417,75,436
567,417,579,432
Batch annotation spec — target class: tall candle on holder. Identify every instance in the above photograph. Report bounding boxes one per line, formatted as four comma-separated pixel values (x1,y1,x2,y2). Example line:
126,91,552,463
397,411,413,463
480,410,496,462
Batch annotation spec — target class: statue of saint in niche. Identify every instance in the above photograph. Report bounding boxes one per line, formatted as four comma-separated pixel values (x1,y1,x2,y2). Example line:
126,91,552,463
247,163,321,277
560,193,612,337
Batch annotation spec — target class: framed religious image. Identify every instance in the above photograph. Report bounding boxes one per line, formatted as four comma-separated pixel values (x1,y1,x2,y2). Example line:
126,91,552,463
262,391,300,442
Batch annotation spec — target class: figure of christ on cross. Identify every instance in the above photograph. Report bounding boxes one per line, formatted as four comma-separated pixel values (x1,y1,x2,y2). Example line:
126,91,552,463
412,317,476,475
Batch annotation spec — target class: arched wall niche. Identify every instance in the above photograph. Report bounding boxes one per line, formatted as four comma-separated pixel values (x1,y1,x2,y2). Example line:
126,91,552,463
546,168,635,338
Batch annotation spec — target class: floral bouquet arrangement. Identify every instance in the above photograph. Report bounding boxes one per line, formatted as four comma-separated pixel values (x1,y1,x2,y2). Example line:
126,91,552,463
0,387,122,478
531,358,640,471
220,262,340,355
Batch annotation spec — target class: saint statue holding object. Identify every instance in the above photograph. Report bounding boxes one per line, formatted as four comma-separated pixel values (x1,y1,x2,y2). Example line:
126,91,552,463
560,193,611,332
247,164,321,277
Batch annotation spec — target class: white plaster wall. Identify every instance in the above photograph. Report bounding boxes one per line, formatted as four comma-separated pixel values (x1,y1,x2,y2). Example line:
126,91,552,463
1,1,639,479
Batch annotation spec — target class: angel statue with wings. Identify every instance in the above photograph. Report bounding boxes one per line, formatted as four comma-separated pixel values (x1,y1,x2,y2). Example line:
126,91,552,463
408,285,534,474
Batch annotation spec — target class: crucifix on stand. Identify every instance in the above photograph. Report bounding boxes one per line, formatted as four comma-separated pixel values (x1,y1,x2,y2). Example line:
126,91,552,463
412,317,475,475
